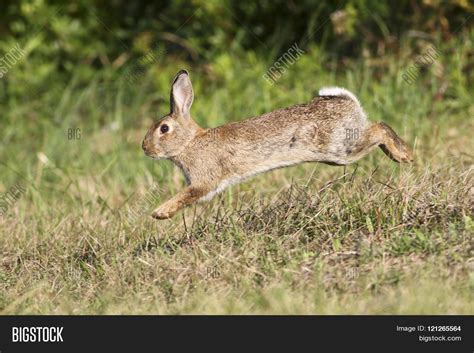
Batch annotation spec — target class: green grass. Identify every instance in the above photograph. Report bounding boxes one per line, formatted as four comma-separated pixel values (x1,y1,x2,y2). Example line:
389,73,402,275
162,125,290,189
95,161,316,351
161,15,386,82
0,36,473,314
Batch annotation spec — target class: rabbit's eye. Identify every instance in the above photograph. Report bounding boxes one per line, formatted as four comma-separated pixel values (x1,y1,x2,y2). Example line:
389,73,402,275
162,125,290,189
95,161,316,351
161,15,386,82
160,124,169,134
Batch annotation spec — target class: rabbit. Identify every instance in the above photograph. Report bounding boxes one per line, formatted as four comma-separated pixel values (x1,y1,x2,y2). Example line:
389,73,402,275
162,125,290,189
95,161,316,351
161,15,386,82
142,70,413,219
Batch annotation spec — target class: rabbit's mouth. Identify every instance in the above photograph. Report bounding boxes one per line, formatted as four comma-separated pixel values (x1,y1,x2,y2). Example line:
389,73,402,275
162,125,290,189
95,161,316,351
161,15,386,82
150,155,166,160
143,149,164,160
143,147,166,160
142,139,161,159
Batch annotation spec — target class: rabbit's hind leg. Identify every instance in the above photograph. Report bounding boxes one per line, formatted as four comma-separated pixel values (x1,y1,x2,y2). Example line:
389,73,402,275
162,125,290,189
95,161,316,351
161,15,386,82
345,122,413,164
376,122,413,163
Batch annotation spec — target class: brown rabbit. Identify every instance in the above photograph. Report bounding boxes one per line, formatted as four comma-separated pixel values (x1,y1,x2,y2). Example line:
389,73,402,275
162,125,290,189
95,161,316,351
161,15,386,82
142,70,413,219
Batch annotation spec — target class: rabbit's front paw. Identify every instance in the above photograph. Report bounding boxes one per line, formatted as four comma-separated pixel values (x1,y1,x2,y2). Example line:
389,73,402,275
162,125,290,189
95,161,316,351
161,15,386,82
152,209,173,219
151,205,176,220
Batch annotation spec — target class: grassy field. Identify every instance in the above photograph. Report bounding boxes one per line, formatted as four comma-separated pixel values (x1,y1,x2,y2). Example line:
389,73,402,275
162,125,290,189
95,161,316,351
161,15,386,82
0,36,473,314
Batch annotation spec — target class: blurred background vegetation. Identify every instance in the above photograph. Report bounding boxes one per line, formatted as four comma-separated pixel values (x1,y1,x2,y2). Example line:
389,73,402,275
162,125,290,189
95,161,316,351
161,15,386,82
1,0,472,105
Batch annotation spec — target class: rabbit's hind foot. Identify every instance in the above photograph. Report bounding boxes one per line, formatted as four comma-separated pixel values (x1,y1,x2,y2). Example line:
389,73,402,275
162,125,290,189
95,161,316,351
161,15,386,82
376,122,413,163
344,122,413,164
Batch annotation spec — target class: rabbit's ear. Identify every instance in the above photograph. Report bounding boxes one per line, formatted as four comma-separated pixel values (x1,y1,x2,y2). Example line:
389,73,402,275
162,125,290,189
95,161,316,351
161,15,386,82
170,70,194,118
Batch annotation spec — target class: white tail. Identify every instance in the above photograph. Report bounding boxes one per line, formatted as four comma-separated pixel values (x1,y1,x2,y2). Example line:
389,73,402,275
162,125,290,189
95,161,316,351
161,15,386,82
318,87,361,107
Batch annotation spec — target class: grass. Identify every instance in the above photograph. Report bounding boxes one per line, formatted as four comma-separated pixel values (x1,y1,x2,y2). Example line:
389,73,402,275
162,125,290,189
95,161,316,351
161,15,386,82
0,35,473,314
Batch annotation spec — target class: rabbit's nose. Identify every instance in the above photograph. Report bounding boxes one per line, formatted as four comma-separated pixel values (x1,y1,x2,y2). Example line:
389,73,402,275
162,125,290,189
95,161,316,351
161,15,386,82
142,140,148,152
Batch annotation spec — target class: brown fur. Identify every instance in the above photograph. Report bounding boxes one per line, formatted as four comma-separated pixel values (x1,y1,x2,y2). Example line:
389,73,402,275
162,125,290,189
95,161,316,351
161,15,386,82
142,70,413,219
